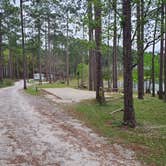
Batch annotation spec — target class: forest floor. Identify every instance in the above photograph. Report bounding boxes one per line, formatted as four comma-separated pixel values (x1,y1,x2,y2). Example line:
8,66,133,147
0,81,141,166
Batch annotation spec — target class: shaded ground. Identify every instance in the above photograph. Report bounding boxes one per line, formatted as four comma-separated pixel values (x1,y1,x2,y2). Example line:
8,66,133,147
0,81,141,166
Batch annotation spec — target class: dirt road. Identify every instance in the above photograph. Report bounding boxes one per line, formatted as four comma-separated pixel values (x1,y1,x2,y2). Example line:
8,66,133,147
0,81,141,166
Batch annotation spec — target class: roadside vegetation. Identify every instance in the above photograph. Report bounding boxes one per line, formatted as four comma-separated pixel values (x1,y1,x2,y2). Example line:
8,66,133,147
0,79,14,88
25,80,78,96
66,95,166,166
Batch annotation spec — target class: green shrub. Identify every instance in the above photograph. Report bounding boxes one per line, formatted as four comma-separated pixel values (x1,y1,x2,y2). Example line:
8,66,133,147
0,79,14,88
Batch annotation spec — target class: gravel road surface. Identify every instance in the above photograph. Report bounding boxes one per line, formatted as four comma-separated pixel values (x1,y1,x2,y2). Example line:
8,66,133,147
0,81,141,166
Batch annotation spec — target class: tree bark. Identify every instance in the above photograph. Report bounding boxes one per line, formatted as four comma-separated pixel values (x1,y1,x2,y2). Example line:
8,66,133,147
81,23,85,87
16,54,19,79
88,0,93,90
94,0,104,103
151,11,158,97
8,46,13,79
159,1,164,99
107,14,111,89
48,16,52,83
164,3,166,101
93,51,97,91
20,0,27,89
0,13,3,82
138,0,144,99
37,18,42,84
112,0,118,92
66,11,70,85
123,0,136,128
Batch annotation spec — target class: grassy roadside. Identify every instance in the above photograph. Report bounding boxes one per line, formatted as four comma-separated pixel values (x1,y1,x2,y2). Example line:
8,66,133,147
25,80,78,96
0,79,14,88
66,95,166,166
25,81,166,165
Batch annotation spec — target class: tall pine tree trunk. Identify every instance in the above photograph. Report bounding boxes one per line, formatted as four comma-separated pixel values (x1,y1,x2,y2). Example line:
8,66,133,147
44,20,48,82
95,0,104,103
159,1,164,99
37,18,42,84
48,17,52,83
123,0,136,128
92,50,97,91
107,14,111,89
88,0,93,90
66,11,70,85
0,13,3,82
20,0,27,89
16,54,19,79
151,12,158,97
8,46,13,79
138,0,144,99
164,3,166,101
112,0,118,92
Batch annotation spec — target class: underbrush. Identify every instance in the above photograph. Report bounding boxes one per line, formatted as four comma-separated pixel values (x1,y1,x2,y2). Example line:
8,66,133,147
0,79,14,88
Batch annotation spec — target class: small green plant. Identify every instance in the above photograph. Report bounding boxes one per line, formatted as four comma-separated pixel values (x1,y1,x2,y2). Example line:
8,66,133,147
25,80,78,95
0,79,14,88
26,86,41,96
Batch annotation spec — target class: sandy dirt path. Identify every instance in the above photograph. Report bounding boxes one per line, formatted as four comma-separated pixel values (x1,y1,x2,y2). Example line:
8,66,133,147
0,81,141,166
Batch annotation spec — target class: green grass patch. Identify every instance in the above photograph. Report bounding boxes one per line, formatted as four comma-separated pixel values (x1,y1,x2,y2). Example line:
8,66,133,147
37,82,68,88
67,95,166,166
25,79,78,95
25,85,41,96
0,79,14,88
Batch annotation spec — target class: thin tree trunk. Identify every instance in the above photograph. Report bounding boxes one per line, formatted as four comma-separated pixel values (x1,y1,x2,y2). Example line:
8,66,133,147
8,46,13,79
31,51,35,77
151,12,158,97
16,54,19,79
88,0,93,90
20,0,27,89
37,18,42,84
81,23,85,87
27,55,29,80
123,0,136,128
0,13,3,82
66,11,70,85
138,0,144,99
112,0,118,92
107,14,111,89
48,17,52,83
164,3,166,101
44,20,48,82
13,55,16,79
92,49,97,91
159,1,164,99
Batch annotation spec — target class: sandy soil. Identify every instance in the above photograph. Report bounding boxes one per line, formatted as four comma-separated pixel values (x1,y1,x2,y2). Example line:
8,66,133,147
43,88,96,103
0,81,141,166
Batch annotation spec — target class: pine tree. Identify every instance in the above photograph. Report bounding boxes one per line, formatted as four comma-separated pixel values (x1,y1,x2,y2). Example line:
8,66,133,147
112,0,118,92
94,0,104,104
0,12,3,82
122,0,136,128
20,0,27,89
159,0,164,99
